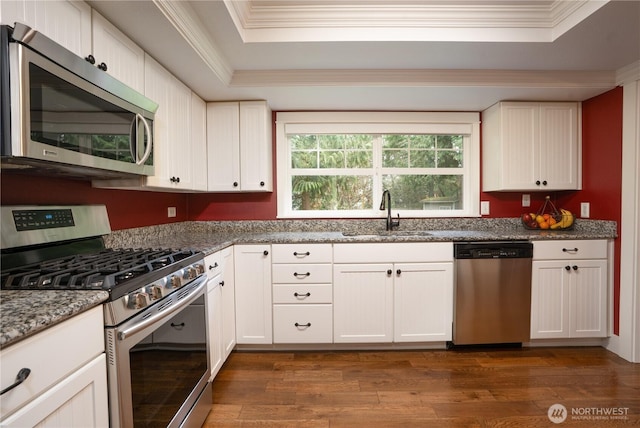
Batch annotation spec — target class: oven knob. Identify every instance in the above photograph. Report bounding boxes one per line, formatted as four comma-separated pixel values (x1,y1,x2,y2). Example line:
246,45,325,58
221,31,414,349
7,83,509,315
169,275,181,288
195,264,205,275
128,292,150,309
185,267,197,280
150,285,163,300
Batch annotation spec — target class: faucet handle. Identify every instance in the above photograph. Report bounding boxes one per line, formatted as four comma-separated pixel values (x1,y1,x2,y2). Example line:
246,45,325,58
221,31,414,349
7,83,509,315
390,213,400,230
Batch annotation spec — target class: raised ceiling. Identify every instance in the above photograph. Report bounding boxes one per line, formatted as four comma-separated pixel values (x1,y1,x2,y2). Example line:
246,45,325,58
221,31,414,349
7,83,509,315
88,0,640,111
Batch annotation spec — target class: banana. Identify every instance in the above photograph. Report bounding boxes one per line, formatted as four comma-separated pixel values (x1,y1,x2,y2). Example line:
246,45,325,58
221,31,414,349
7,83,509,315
550,209,574,229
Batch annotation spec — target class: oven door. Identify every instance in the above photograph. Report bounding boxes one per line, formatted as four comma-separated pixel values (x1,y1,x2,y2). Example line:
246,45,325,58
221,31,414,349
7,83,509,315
106,276,211,428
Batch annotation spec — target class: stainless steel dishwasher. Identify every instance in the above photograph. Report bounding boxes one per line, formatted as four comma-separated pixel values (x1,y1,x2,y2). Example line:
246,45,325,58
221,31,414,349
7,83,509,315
453,241,533,345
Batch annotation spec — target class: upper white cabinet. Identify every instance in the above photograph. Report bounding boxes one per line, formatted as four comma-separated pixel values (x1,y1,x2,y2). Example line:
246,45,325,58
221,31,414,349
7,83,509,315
482,101,581,192
0,0,92,57
90,9,144,93
207,101,273,192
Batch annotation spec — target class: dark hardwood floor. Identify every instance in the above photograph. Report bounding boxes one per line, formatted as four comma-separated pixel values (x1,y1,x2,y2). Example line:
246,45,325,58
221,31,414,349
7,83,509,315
204,346,640,427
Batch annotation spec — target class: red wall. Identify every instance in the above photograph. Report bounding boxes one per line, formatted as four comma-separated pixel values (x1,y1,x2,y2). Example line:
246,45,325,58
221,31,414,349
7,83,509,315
0,174,189,230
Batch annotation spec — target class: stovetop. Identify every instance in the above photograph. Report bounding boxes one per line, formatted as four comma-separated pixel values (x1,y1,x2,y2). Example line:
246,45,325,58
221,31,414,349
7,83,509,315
0,248,203,300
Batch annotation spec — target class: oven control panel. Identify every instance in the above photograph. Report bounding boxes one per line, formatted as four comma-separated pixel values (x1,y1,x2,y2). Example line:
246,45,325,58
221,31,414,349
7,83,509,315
12,208,75,231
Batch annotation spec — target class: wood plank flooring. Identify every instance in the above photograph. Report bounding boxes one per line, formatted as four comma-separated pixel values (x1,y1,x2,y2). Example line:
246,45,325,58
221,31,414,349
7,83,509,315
204,346,640,427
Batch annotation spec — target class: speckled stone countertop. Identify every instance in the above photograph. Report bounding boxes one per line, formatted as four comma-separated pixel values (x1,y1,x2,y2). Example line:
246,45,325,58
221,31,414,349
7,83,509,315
104,218,618,255
0,290,109,349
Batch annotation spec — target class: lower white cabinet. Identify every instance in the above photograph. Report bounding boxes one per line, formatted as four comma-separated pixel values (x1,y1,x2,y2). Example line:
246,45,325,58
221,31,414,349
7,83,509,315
530,240,608,339
0,306,108,426
234,245,272,344
207,272,224,379
333,242,454,344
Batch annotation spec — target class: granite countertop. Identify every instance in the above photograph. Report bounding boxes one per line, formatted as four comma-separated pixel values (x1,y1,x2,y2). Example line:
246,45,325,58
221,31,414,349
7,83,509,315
0,290,109,349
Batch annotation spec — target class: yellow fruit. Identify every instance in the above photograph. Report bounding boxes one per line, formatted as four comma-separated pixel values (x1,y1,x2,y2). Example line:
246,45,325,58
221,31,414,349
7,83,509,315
536,215,545,224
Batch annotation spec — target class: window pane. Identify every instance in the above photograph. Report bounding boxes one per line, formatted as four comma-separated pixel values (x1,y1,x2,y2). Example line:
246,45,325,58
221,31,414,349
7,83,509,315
291,135,318,150
437,151,463,168
382,174,463,210
292,175,372,210
291,151,318,168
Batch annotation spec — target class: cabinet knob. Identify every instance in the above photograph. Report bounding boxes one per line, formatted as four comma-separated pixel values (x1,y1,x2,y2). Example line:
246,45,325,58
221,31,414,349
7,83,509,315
572,265,578,271
260,181,265,187
233,182,239,187
263,250,269,256
387,269,392,275
170,176,180,183
565,265,571,271
536,180,541,185
85,54,96,65
98,62,108,71
220,281,225,286
542,180,548,186
396,269,402,275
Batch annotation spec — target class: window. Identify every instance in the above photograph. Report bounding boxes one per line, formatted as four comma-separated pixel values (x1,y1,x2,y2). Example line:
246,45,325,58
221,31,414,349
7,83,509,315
276,112,480,218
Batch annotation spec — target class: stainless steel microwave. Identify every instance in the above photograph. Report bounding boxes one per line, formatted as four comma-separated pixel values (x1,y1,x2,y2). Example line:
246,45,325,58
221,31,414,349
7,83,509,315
1,23,158,178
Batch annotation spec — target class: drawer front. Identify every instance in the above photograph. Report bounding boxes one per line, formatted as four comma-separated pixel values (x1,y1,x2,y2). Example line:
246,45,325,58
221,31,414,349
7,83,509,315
0,306,104,419
272,264,332,284
533,240,607,260
204,252,222,279
333,242,453,263
273,305,333,343
273,284,333,304
272,244,333,264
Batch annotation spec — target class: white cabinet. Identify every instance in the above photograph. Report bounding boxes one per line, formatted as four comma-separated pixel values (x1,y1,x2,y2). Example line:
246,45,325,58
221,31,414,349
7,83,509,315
530,240,608,339
482,101,581,191
90,9,144,93
205,247,236,379
272,244,333,343
0,0,92,57
234,245,272,344
333,243,453,344
0,306,108,427
207,101,273,192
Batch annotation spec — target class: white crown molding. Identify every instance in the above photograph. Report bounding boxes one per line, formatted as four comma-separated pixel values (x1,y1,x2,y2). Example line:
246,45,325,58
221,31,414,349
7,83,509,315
231,68,616,89
617,60,640,85
152,0,234,84
224,0,608,43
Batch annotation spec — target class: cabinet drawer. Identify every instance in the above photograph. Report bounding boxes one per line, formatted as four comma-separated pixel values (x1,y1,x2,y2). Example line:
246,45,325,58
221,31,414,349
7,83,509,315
273,284,333,304
0,306,104,419
204,252,222,279
533,240,607,260
273,305,333,343
272,264,332,283
272,244,333,263
334,242,453,263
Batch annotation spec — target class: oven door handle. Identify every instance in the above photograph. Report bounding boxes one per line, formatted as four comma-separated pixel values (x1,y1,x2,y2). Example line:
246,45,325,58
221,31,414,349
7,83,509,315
117,276,207,341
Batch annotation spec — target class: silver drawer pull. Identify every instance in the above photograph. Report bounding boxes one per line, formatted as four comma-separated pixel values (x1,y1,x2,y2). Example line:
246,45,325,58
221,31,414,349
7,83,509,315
294,272,311,278
294,292,311,298
295,322,311,328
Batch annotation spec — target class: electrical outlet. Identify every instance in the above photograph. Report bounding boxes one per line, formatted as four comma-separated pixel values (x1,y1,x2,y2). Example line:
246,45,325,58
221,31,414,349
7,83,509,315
168,207,177,218
580,202,590,218
480,201,490,215
522,194,530,207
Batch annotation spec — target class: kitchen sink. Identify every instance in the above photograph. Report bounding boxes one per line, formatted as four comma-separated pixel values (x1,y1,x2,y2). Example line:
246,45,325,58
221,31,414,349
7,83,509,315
341,230,433,237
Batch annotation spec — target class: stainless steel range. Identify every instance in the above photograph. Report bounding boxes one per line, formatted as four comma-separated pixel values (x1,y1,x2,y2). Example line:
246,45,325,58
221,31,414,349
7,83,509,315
1,205,211,428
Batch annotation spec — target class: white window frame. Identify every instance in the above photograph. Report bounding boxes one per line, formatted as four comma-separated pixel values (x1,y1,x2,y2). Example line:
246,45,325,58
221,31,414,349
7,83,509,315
276,111,480,219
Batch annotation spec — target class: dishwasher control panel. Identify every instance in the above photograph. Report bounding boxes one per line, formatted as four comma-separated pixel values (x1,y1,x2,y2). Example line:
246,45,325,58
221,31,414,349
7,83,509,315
454,241,533,259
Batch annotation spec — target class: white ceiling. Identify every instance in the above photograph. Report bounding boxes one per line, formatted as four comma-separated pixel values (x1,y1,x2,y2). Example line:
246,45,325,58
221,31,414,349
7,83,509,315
88,0,640,111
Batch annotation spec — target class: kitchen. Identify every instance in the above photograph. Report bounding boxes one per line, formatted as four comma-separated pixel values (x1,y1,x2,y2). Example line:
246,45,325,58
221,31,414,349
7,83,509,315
1,0,639,426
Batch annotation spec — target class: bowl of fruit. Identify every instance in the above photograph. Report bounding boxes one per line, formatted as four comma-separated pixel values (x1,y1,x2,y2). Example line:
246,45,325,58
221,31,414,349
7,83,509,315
521,197,574,230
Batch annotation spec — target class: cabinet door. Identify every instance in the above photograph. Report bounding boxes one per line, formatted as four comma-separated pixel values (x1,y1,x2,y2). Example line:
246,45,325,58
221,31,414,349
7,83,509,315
1,0,91,57
333,264,393,343
1,354,108,428
538,103,580,190
144,54,171,187
220,247,236,358
530,261,570,339
207,274,224,379
571,259,607,338
234,245,272,344
167,76,193,189
190,93,208,191
239,101,272,191
500,103,539,190
91,10,144,93
207,102,240,191
394,263,453,342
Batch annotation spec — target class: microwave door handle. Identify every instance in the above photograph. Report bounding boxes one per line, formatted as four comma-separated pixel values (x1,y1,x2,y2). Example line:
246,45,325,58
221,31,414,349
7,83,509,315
137,114,153,165
129,116,138,161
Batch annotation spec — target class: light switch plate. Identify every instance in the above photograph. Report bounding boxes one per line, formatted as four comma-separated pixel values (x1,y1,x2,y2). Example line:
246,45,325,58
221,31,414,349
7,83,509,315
580,202,590,218
480,201,490,215
522,194,530,207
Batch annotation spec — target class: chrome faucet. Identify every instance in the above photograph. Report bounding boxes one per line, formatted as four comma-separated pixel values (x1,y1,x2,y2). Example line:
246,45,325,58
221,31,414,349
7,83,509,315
379,190,400,231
